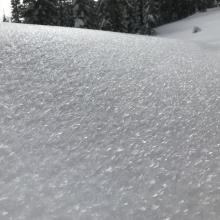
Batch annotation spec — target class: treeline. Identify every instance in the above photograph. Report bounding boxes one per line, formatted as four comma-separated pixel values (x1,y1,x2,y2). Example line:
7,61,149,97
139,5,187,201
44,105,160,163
11,0,218,35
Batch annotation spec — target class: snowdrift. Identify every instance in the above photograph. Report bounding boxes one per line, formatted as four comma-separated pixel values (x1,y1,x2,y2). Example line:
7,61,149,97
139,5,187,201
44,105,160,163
157,7,220,53
0,23,220,220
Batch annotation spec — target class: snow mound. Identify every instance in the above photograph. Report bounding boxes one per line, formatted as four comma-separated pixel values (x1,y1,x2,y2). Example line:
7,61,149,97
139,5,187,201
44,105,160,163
0,23,220,220
157,7,220,53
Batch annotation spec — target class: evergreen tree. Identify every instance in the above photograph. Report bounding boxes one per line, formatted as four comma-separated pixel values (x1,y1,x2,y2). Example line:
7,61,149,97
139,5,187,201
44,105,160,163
58,0,69,26
97,0,126,32
133,0,145,33
18,0,217,35
128,0,159,35
143,0,160,34
124,0,136,33
57,0,96,28
72,0,97,29
11,0,21,23
21,0,59,25
159,0,173,24
196,0,208,11
3,13,7,22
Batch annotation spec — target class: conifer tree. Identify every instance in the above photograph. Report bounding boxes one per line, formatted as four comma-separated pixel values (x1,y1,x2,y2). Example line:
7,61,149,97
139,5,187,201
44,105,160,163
197,0,208,11
3,13,7,22
97,0,126,32
123,0,136,33
18,0,217,35
11,0,21,23
58,0,68,26
21,0,59,25
72,0,97,29
143,0,160,34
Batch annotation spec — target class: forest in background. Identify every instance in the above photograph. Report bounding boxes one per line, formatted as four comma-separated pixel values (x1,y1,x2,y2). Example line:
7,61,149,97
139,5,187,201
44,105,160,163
9,0,219,35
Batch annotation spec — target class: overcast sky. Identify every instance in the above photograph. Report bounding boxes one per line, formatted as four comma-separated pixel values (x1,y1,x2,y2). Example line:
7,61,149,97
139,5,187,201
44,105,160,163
0,0,11,19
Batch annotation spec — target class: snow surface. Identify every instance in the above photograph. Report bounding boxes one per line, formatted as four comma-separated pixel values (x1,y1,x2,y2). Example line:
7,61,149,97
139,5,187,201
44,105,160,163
157,7,220,54
0,23,220,220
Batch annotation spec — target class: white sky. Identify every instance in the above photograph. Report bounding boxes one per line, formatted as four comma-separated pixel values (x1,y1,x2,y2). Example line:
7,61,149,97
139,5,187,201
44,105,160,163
0,0,11,19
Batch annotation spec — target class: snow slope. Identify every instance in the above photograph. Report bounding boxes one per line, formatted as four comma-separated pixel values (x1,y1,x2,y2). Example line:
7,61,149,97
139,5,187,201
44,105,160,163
0,23,220,220
157,7,220,53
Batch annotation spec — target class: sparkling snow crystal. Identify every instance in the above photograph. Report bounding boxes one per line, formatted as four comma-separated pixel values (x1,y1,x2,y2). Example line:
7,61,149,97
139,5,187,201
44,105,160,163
0,22,220,220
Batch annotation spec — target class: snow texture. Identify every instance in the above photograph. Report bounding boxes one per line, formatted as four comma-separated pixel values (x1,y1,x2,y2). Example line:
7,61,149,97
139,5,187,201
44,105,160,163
0,22,220,220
